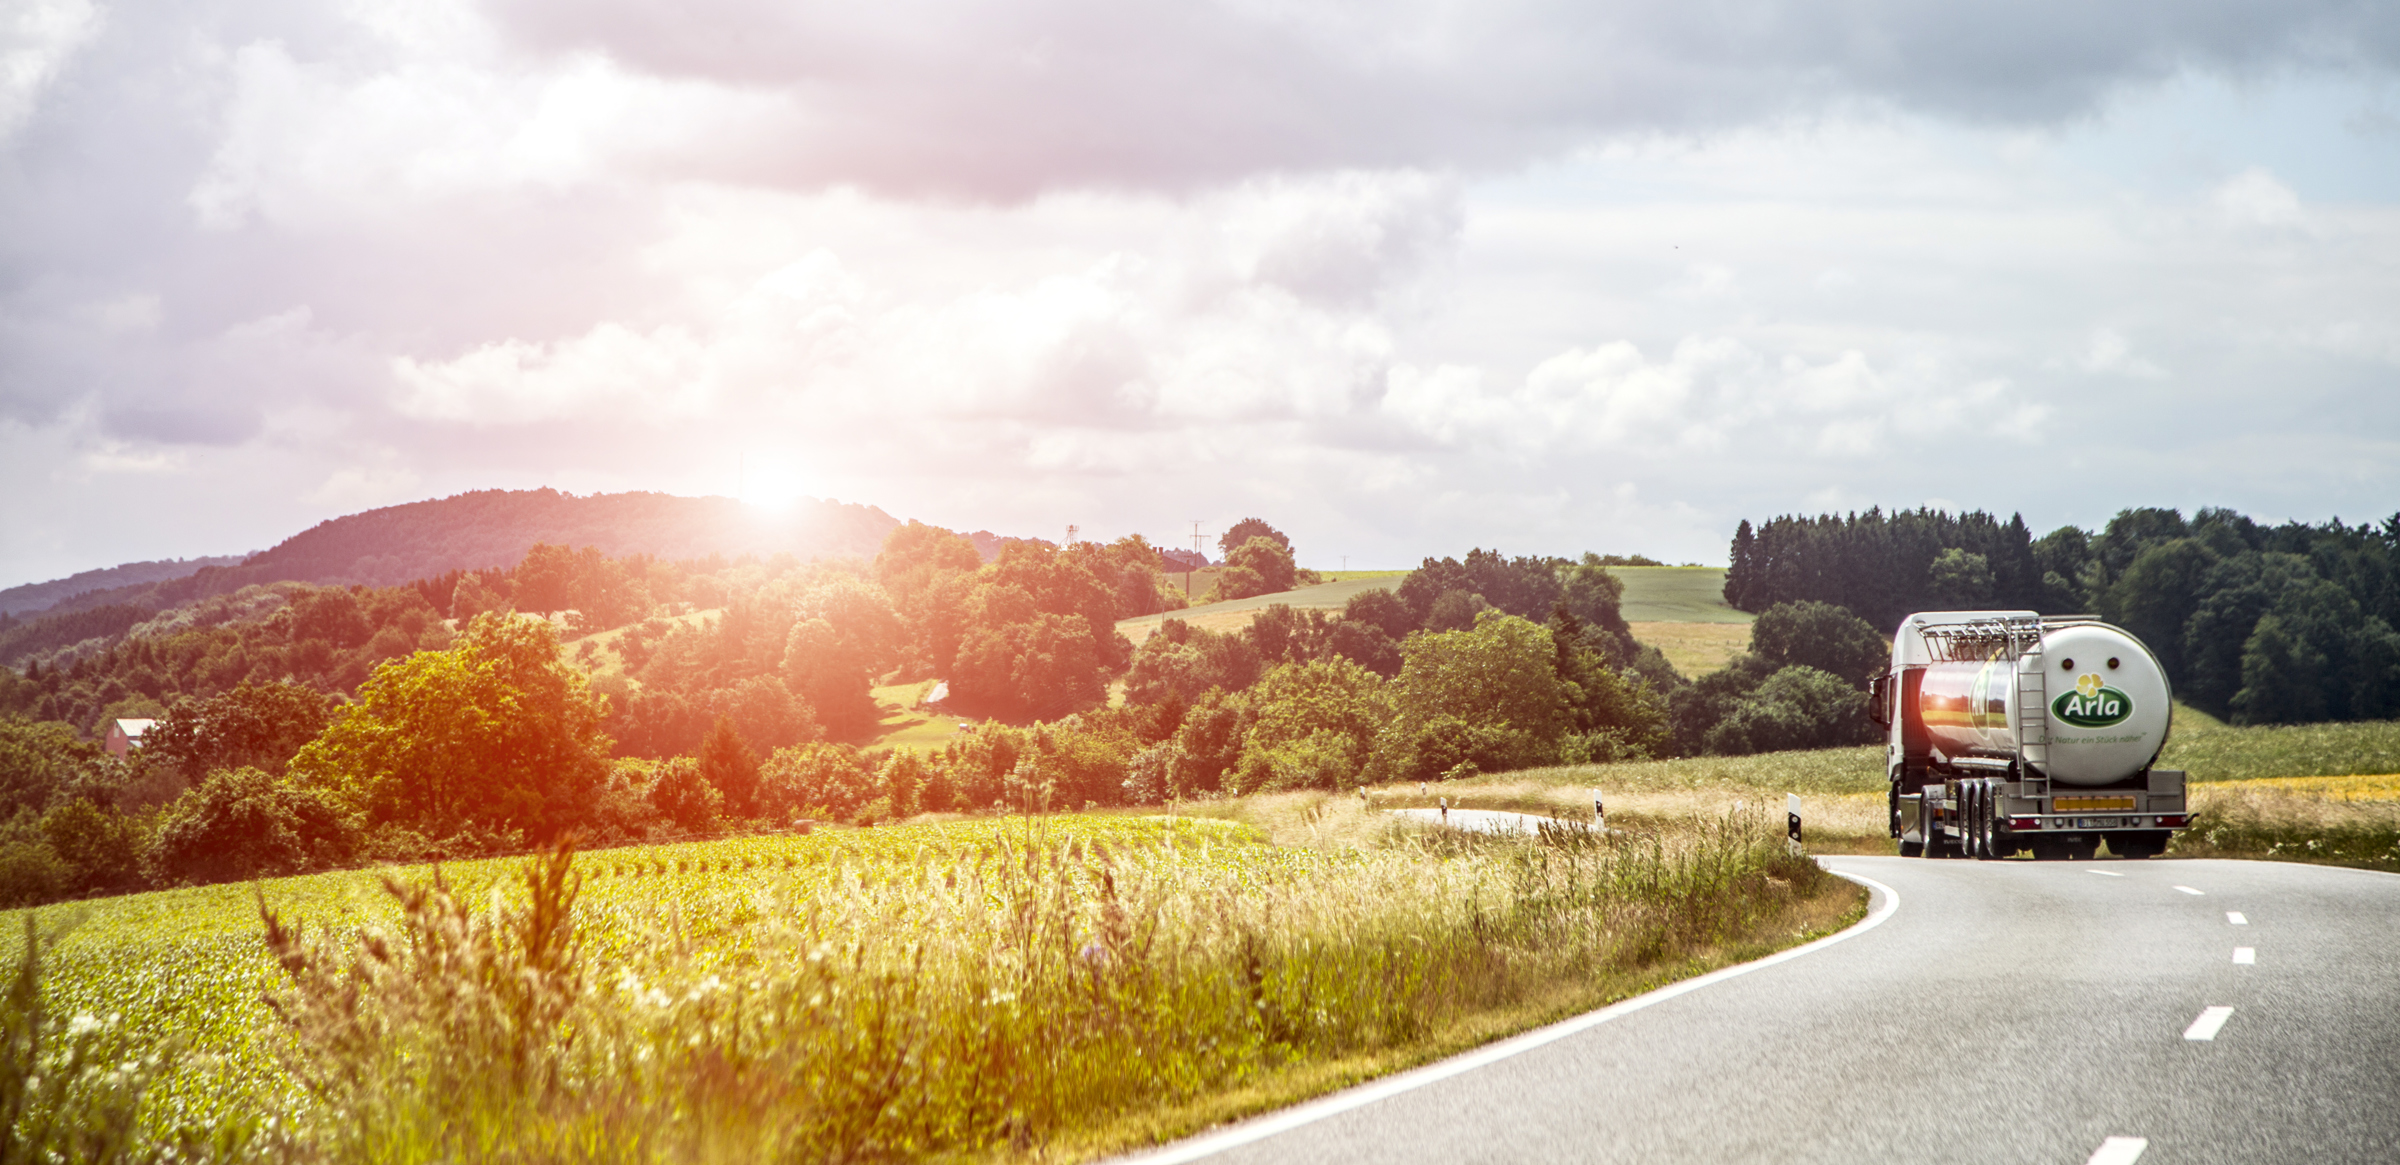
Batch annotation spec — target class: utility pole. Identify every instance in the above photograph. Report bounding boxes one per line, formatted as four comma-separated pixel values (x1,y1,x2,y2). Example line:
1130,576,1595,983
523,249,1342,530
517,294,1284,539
1065,524,1078,548
1188,520,1207,599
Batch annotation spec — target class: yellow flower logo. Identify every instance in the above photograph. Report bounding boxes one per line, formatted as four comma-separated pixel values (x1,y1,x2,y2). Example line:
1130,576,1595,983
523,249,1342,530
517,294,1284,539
2076,673,2104,697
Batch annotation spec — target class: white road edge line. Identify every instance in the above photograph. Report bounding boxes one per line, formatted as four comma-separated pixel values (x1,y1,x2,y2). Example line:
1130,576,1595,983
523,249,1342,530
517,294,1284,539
2173,885,2204,895
1111,866,1902,1165
2088,869,2125,877
2185,1006,2235,1041
2227,911,2248,925
2088,1135,2150,1165
2233,947,2255,964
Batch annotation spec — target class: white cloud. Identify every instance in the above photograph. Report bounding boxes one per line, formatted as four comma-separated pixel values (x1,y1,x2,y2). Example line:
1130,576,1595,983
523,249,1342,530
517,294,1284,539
0,0,98,143
2211,167,2310,233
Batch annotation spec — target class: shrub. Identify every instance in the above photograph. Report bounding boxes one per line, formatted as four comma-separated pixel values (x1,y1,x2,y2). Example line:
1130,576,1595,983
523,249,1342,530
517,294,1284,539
145,766,358,886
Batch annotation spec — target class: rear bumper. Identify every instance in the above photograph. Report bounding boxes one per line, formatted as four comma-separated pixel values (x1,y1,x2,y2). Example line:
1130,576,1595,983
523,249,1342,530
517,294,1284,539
2006,814,2187,831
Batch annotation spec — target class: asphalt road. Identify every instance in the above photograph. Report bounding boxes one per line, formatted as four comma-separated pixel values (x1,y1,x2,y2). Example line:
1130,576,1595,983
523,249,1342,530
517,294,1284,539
1120,854,2400,1165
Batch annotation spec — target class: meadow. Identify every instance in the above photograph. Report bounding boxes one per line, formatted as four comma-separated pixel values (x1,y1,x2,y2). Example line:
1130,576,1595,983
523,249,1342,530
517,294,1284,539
7,808,1853,1163
1397,712,2400,866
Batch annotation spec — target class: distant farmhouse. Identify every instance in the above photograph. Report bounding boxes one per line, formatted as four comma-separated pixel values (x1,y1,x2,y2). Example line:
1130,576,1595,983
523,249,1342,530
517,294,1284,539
104,717,155,757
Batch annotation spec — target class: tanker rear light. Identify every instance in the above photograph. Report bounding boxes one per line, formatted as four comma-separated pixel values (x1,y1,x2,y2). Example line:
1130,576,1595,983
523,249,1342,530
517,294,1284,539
2158,815,2188,828
2008,817,2039,831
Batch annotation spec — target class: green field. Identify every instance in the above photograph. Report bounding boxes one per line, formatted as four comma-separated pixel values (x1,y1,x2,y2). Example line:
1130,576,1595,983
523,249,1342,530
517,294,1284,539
1610,567,1749,624
1116,575,1404,645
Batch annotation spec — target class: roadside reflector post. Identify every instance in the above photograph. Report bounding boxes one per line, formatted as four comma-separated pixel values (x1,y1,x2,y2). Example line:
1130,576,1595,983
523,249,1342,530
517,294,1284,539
1593,789,1605,832
1787,793,1804,856
1439,796,1449,824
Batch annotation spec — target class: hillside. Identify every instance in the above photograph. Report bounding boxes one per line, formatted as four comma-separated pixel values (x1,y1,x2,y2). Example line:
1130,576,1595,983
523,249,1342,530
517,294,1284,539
0,556,247,617
7,489,901,620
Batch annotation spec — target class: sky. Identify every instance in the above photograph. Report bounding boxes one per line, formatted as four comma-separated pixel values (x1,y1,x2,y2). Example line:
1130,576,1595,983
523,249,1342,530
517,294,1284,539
3,0,2397,587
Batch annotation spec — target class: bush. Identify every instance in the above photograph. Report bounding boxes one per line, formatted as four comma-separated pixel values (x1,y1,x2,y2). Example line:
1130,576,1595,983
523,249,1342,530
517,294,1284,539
0,841,69,908
1702,666,1874,755
645,758,722,835
1748,601,1888,687
145,767,359,886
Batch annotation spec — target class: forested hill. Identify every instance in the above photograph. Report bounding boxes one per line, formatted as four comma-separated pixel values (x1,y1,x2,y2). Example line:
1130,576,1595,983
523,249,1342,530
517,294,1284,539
11,490,900,619
0,556,248,617
239,489,897,584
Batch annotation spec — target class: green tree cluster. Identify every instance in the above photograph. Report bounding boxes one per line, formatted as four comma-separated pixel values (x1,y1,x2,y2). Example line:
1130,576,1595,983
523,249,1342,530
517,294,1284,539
1727,504,2400,726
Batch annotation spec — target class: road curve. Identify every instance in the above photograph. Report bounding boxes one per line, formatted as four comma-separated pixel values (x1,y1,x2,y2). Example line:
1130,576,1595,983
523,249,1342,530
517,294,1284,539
1115,856,2400,1165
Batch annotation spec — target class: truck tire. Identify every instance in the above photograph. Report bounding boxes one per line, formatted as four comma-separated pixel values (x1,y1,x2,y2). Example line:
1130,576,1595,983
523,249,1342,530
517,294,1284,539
1899,840,1924,857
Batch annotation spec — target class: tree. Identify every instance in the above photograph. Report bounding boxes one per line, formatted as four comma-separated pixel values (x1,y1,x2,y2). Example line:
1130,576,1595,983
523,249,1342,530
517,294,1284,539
1371,614,1572,782
1217,538,1298,599
1217,518,1291,558
1927,548,1995,608
698,715,761,817
2101,538,2218,681
1701,666,1873,755
0,719,98,819
645,757,721,834
1343,588,1417,640
1231,658,1391,793
719,675,820,753
951,614,1108,721
291,613,612,843
146,766,358,886
143,680,333,780
782,618,880,738
1749,601,1888,688
512,543,578,617
1556,561,1632,638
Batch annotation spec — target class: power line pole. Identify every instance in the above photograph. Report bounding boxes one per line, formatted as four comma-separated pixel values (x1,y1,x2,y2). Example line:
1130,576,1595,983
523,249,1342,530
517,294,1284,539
1188,520,1206,599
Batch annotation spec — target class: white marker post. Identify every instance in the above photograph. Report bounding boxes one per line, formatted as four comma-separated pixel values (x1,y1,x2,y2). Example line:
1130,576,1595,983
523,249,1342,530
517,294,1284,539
1439,795,1449,825
1787,793,1804,857
1593,788,1605,833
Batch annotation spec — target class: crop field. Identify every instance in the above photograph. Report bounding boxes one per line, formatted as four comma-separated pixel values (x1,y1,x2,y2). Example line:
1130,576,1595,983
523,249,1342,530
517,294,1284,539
1609,567,1748,624
9,810,1853,1162
1627,621,1752,677
1116,575,1403,647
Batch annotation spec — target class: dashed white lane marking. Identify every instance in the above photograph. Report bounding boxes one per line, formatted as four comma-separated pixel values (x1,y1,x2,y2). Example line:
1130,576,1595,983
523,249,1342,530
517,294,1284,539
2173,885,2204,895
2185,1006,2235,1041
2087,1136,2150,1165
2227,911,2248,925
2088,869,2125,877
2233,947,2256,965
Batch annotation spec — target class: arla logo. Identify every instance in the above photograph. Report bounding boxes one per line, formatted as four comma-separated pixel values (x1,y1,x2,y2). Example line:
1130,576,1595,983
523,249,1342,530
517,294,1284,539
2053,673,2132,728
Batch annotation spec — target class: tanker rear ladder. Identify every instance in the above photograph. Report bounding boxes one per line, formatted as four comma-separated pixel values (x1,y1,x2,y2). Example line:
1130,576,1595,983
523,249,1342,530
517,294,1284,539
2016,639,2050,799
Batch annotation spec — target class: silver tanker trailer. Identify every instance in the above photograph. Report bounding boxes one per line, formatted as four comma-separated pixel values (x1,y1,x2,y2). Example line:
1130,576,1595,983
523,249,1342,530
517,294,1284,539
1875,611,2186,860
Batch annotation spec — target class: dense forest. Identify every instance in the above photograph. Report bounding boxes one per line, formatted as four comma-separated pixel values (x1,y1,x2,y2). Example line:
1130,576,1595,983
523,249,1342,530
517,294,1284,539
1725,505,2400,725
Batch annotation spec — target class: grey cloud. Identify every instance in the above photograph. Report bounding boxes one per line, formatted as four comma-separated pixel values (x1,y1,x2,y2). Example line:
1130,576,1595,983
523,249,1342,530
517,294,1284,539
489,0,2400,198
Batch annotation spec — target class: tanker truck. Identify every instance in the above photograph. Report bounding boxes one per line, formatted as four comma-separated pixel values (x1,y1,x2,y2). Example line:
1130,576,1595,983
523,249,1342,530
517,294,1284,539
1874,611,2187,860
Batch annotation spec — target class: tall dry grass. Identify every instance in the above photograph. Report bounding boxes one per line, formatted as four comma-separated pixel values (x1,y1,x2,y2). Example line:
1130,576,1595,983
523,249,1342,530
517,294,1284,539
2174,776,2400,871
233,810,1839,1163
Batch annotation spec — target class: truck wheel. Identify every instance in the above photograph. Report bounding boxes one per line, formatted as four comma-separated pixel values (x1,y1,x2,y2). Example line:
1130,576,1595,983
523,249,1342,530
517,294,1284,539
1899,840,1924,857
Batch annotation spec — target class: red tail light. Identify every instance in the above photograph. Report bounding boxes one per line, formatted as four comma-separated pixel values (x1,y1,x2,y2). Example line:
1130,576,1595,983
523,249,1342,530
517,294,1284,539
2008,817,2038,830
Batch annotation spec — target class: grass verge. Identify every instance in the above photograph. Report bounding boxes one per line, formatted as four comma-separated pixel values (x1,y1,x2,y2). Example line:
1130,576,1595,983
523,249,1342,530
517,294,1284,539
7,807,1861,1162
